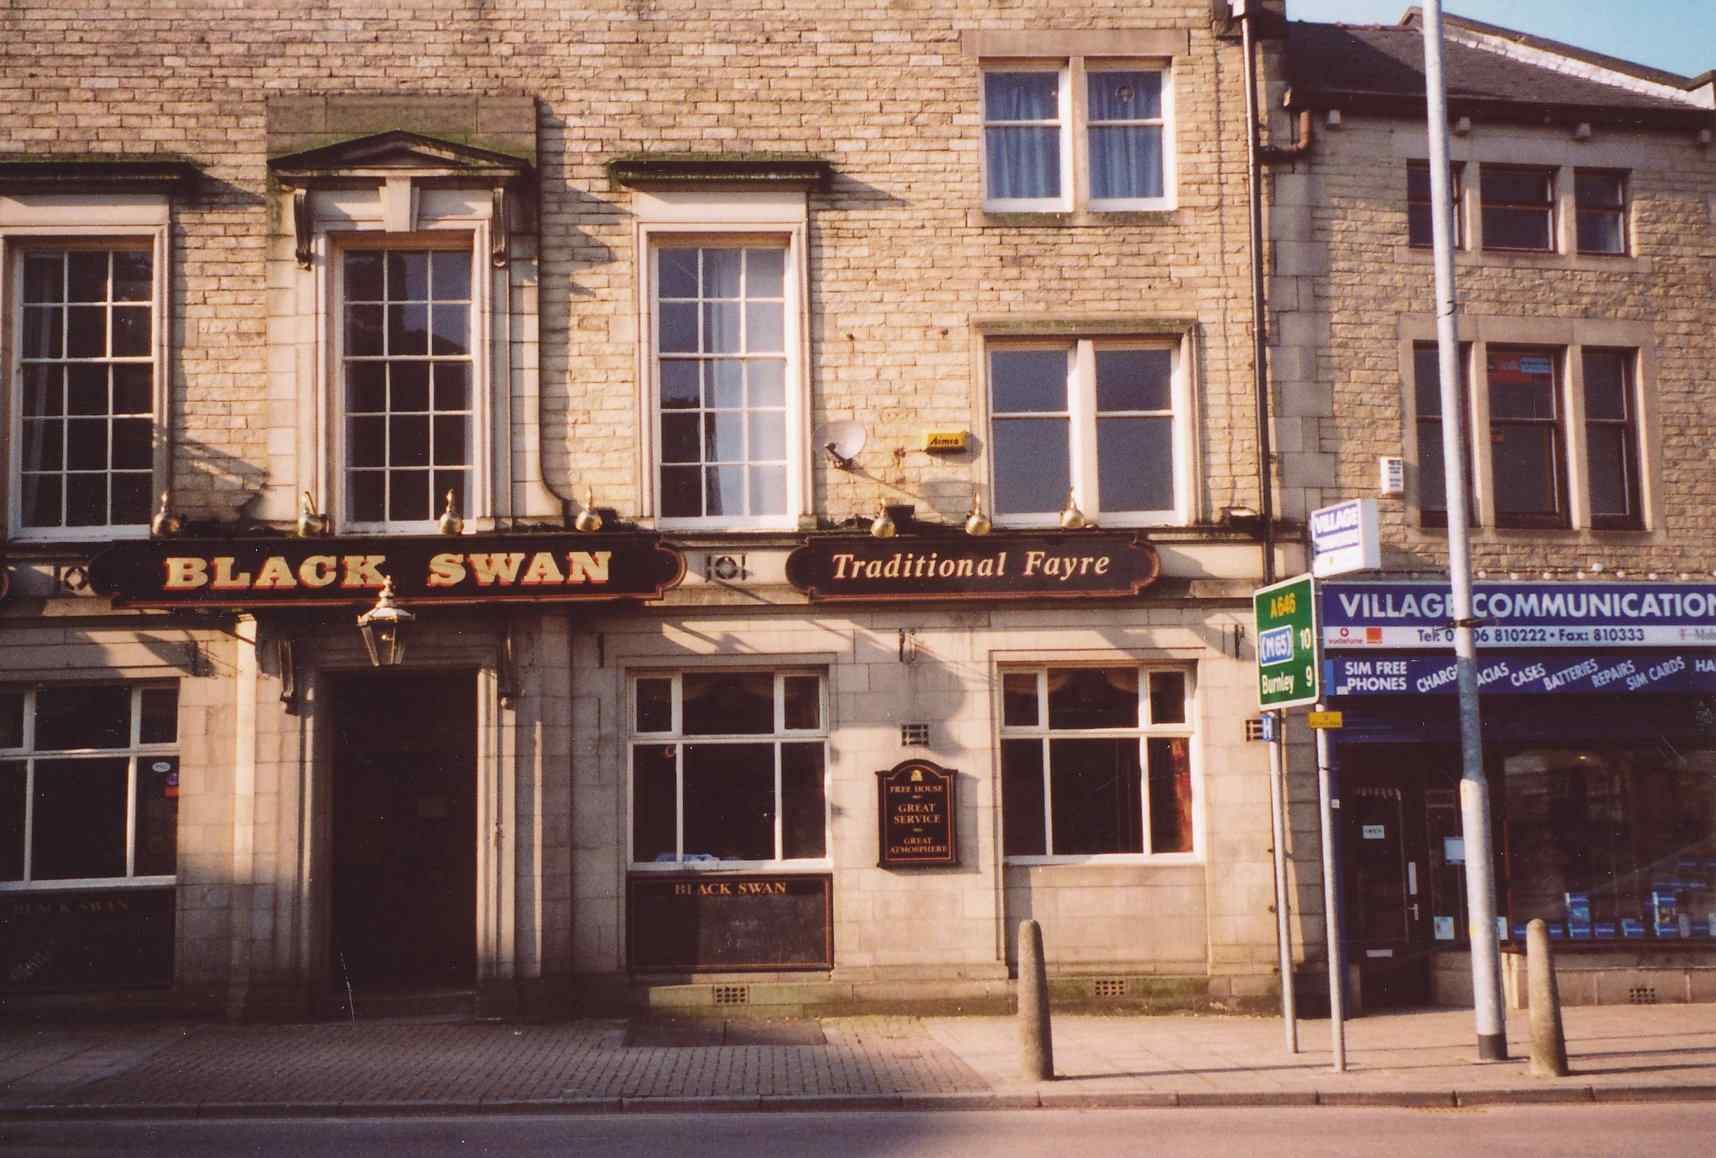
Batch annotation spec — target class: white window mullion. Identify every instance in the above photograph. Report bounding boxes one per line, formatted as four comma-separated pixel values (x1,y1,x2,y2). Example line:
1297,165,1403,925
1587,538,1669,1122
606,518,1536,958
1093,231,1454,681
673,743,685,864
1138,735,1153,855
124,755,138,878
1040,735,1055,857
772,742,785,862
1070,339,1098,516
22,758,36,886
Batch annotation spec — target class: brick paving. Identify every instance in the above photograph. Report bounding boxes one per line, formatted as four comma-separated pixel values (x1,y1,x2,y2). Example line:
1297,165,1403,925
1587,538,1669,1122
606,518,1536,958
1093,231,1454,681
3,1005,1715,1115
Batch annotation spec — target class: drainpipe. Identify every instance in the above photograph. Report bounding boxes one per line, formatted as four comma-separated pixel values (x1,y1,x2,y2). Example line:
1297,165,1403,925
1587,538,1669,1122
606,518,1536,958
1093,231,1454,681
1236,1,1276,583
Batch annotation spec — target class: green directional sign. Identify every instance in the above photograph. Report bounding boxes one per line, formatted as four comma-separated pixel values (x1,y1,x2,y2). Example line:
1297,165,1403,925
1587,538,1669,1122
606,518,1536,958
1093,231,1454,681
1254,574,1319,710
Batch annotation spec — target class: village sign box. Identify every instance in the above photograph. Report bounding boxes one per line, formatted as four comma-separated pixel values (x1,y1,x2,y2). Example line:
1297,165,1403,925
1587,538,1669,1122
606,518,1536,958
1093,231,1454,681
785,532,1159,601
89,532,685,609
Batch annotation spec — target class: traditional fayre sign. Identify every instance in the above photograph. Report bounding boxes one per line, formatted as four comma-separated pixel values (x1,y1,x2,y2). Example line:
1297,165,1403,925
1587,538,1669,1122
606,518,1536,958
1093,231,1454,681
1327,652,1716,698
627,874,832,971
876,759,958,867
1322,582,1716,650
785,532,1158,602
89,532,684,609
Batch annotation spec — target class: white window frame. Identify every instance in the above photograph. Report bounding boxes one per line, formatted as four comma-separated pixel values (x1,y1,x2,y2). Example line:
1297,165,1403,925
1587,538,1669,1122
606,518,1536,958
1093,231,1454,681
626,669,831,872
0,683,179,892
998,664,1200,866
980,58,1174,214
1084,61,1175,213
307,186,495,535
984,335,1191,528
331,233,482,534
633,190,811,531
981,64,1074,213
2,196,169,542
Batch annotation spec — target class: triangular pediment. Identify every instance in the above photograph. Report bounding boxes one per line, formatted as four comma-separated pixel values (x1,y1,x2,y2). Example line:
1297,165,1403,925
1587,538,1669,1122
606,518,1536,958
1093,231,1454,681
269,130,531,184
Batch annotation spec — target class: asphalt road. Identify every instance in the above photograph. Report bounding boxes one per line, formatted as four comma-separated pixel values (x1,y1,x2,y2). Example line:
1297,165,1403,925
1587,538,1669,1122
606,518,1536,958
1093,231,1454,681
3,1105,1712,1157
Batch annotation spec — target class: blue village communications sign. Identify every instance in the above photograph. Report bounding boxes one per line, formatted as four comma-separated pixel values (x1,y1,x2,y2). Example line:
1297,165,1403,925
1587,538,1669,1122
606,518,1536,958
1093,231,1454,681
1321,581,1716,650
1326,653,1716,698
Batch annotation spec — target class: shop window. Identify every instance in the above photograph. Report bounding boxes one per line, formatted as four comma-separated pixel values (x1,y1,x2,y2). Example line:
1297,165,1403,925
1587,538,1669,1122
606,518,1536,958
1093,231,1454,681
1574,170,1627,255
339,243,475,529
1501,745,1716,942
987,340,1186,526
982,61,1172,212
0,684,179,889
651,242,795,527
1480,166,1554,252
629,671,827,867
10,244,158,537
1406,160,1463,248
1000,666,1194,860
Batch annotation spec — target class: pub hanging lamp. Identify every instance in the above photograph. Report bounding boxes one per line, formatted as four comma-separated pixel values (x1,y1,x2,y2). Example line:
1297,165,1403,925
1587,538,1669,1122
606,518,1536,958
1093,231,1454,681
356,575,415,668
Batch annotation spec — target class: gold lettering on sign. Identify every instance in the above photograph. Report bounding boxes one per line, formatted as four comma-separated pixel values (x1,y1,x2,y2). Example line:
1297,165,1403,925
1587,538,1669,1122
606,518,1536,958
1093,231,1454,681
210,557,252,590
252,556,298,590
468,553,526,586
299,556,338,588
164,557,209,590
565,551,611,584
341,555,388,590
520,551,566,586
426,553,466,588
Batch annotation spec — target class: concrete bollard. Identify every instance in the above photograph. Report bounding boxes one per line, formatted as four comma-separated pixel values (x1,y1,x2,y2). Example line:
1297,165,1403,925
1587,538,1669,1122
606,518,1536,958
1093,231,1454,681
1018,918,1054,1081
1526,918,1569,1078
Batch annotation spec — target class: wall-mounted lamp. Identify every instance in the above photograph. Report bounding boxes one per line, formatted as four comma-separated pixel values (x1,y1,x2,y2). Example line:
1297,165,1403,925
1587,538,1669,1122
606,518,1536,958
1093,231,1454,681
437,489,464,535
150,490,182,538
574,486,603,533
825,441,857,471
870,500,897,539
297,491,330,537
964,493,992,537
357,576,415,668
1058,489,1090,530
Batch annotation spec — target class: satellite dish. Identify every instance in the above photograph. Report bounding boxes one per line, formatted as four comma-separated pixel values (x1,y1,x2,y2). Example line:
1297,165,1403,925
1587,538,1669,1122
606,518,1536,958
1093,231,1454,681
818,420,868,470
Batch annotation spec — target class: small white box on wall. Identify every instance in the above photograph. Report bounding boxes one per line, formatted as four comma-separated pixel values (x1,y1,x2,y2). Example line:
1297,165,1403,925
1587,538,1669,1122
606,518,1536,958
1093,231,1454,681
1378,456,1405,498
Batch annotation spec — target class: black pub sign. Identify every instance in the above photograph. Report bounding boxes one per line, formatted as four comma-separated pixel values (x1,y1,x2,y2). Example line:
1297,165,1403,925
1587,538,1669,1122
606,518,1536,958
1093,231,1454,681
877,759,958,867
627,874,833,971
90,532,684,609
786,532,1158,602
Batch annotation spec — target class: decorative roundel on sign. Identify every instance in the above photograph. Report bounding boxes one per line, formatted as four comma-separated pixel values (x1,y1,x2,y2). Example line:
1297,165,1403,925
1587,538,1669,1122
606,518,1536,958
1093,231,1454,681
152,761,174,773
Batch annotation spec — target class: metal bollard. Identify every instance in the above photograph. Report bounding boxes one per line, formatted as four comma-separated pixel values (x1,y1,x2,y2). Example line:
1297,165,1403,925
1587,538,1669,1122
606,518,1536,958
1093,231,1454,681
1526,918,1569,1078
1018,918,1054,1081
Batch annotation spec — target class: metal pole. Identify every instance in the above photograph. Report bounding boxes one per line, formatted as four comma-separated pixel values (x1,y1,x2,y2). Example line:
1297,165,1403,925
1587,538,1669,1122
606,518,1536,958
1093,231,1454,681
1421,0,1508,1062
1267,711,1299,1053
1314,714,1345,1072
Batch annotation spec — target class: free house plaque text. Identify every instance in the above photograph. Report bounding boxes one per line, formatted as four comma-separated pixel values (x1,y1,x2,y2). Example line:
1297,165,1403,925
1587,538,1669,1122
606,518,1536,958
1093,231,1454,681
877,759,958,867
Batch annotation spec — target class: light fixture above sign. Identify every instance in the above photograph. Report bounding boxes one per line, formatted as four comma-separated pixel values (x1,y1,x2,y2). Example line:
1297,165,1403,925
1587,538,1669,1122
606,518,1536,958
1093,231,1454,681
356,576,414,668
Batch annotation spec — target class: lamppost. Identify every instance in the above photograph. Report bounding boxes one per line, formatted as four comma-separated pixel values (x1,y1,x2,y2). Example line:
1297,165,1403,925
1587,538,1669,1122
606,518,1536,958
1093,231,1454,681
356,576,414,667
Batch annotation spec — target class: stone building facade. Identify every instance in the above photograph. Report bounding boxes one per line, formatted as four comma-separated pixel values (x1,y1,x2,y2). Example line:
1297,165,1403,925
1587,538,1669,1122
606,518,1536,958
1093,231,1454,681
0,1,1304,1020
1269,13,1716,1009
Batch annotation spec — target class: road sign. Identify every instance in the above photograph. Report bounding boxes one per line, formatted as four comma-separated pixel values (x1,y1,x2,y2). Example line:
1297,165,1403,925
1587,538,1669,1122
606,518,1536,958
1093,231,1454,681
1254,573,1319,709
1307,710,1344,729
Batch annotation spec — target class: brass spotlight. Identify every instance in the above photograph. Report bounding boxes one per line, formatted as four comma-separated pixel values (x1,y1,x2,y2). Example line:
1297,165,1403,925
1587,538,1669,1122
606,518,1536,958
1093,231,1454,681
437,489,464,535
1058,488,1089,530
964,494,992,536
869,500,897,539
574,486,604,533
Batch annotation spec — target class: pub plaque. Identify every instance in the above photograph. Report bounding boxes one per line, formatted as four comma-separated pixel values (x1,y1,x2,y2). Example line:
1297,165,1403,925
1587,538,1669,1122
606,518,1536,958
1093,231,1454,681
877,759,958,867
89,532,684,609
785,531,1158,602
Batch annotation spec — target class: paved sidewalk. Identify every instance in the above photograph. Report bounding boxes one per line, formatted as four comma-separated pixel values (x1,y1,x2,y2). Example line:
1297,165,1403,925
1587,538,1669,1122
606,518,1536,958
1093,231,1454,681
2,1004,1714,1118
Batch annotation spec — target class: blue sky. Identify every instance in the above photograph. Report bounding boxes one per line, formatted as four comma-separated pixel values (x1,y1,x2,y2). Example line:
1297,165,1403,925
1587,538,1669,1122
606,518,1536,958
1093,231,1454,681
1285,1,1716,79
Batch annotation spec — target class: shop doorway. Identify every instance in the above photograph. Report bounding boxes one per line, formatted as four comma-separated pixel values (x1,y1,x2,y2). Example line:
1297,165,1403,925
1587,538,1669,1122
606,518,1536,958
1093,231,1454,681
330,671,477,991
1339,747,1449,1009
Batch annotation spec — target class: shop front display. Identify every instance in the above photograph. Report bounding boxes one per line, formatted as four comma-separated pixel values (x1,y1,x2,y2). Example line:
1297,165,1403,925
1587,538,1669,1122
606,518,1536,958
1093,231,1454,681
1321,580,1716,1007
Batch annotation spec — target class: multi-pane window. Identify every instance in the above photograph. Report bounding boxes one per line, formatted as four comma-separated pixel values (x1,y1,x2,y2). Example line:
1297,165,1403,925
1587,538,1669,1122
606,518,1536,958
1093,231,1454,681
983,70,1066,207
1413,342,1468,524
0,684,178,888
14,246,155,534
1000,667,1194,859
342,246,473,528
988,341,1180,524
1582,349,1640,529
1087,69,1166,205
1574,170,1627,255
1480,166,1554,251
630,671,827,866
654,244,790,525
982,62,1171,211
1407,161,1463,248
1486,347,1567,527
